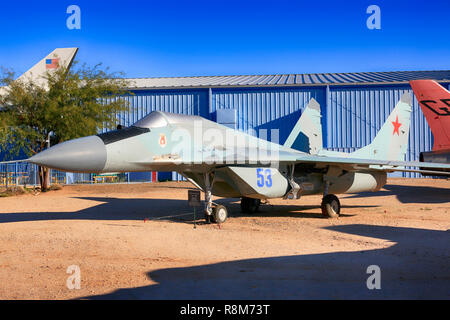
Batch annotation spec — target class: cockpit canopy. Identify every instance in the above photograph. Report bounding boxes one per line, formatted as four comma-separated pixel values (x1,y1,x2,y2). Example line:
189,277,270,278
97,111,202,145
97,126,150,145
133,111,203,129
133,111,169,129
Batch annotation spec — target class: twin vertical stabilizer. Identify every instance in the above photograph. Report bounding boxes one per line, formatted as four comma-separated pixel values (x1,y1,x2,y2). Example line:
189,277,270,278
286,93,412,162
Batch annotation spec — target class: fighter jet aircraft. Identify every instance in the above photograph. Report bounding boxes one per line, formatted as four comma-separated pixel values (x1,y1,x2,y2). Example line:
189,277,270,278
28,93,450,224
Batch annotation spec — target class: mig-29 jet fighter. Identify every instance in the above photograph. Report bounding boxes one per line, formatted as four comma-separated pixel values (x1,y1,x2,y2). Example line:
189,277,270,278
28,93,450,223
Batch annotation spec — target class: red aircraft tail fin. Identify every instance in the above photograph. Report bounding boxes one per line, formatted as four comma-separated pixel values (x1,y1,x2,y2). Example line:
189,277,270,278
410,80,450,151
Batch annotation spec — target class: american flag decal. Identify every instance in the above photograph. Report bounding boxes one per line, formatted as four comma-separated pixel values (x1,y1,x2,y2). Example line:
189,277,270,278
46,58,60,69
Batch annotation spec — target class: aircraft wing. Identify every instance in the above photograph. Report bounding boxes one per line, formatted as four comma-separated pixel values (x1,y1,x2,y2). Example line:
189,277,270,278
211,148,450,176
293,154,444,168
290,153,450,176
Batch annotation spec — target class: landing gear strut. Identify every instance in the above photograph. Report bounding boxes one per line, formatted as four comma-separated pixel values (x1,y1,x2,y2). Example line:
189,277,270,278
203,173,228,224
321,181,340,218
284,165,301,200
241,197,261,214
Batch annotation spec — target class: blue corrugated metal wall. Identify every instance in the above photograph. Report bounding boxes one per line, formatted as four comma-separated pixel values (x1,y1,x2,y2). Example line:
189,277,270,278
117,89,208,126
211,87,326,144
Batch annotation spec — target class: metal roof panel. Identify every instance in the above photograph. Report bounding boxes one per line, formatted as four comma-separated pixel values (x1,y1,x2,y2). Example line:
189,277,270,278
125,70,450,89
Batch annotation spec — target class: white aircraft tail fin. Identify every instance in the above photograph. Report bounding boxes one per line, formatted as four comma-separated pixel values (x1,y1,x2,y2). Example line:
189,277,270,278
351,93,412,161
0,48,79,96
284,98,323,154
16,48,79,87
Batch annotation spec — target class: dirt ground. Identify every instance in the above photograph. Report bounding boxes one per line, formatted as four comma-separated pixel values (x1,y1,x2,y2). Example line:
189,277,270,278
0,178,448,300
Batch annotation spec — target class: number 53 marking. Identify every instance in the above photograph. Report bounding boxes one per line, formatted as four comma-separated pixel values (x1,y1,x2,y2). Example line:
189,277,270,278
257,168,272,188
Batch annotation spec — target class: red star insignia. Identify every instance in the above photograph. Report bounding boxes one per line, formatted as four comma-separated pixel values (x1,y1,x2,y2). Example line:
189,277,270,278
392,115,402,136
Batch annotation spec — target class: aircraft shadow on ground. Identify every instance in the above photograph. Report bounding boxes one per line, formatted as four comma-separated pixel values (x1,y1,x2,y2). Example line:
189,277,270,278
0,197,376,224
81,224,450,300
346,183,450,204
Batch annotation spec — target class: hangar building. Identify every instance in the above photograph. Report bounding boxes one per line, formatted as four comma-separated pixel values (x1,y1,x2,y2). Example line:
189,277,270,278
116,70,450,179
2,63,450,183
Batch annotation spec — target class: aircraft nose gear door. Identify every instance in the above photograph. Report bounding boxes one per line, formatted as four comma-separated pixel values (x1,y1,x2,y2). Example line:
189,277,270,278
284,165,301,200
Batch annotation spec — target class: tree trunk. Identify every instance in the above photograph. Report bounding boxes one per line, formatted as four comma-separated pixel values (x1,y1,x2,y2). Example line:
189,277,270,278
38,166,50,191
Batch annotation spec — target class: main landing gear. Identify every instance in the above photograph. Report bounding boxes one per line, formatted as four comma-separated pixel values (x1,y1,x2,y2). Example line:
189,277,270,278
240,197,261,214
321,181,341,218
321,194,341,218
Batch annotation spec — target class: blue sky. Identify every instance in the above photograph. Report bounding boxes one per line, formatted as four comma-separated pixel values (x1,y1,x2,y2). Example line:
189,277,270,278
0,0,449,77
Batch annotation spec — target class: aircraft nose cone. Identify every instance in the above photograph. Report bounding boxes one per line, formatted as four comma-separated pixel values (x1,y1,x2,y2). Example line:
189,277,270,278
29,136,107,172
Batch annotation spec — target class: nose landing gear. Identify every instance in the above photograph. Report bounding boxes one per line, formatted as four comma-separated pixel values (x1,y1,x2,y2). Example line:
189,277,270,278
203,172,229,224
211,205,228,224
204,204,228,224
